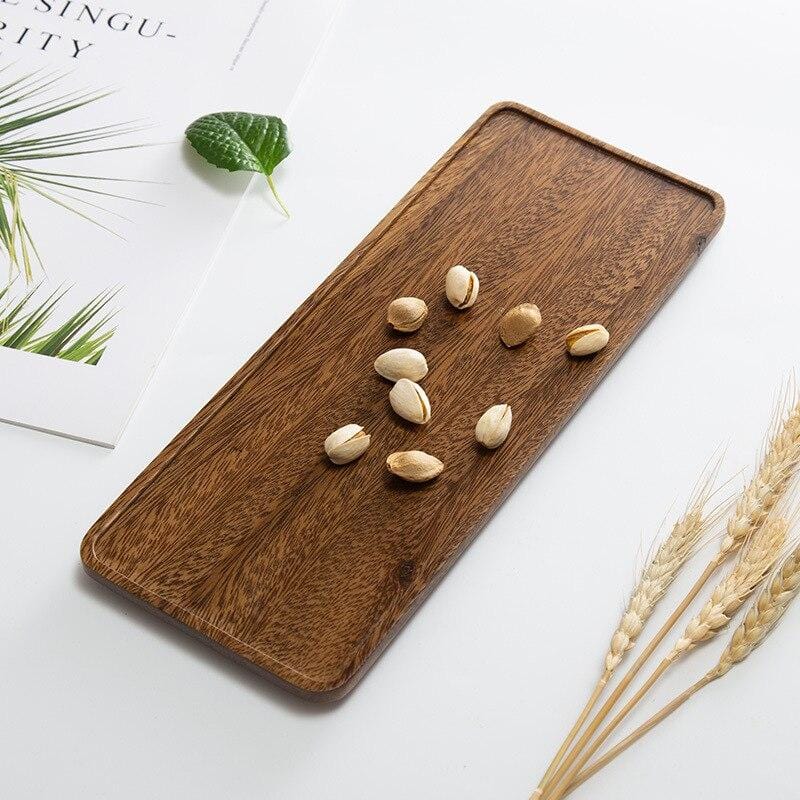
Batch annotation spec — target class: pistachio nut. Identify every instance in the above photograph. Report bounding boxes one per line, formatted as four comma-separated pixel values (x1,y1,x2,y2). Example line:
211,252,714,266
374,348,429,382
566,324,610,356
475,404,512,449
387,297,428,332
386,450,444,482
324,424,371,464
499,303,542,347
445,265,479,309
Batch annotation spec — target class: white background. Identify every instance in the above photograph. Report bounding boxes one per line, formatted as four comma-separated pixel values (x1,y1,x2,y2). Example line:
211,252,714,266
2,0,799,798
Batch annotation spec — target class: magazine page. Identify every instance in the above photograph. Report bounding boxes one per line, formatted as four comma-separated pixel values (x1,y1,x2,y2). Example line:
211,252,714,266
0,0,339,446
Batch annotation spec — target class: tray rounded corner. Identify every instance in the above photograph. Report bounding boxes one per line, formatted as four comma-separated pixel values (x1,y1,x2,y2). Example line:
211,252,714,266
80,525,104,575
482,99,525,115
264,656,363,703
706,186,725,222
291,675,357,703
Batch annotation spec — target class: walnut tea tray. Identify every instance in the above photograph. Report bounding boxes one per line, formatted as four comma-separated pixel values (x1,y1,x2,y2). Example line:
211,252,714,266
81,102,724,700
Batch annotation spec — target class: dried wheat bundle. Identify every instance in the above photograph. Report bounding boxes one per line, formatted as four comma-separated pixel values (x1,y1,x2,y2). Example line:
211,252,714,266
530,479,715,798
544,516,788,800
566,541,800,794
536,392,800,800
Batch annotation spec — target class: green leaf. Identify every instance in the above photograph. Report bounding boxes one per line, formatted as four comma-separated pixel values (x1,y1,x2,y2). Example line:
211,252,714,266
185,112,290,215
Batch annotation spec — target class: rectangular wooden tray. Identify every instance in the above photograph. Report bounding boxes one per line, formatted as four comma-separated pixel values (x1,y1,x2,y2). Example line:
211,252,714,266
81,102,724,700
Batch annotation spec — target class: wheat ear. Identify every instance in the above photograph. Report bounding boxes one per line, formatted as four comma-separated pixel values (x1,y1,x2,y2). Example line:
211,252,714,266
545,517,788,800
530,486,712,799
538,394,800,798
670,517,789,658
566,542,800,795
710,539,800,676
606,497,712,674
720,395,800,553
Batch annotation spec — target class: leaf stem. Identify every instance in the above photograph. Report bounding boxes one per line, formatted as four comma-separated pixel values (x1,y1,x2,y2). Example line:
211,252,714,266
266,173,289,217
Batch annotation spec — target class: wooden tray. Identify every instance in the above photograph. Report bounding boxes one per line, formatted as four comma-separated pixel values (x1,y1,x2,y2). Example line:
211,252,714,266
81,102,724,700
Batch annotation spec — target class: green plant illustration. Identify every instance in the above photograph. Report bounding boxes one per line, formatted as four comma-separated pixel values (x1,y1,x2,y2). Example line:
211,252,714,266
0,66,147,284
0,282,118,365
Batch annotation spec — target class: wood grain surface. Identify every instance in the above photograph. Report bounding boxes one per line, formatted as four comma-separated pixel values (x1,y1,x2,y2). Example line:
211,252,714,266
81,102,724,700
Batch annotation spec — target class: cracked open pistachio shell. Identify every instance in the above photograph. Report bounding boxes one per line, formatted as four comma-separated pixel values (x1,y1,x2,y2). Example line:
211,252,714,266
499,303,542,347
475,404,512,449
386,450,444,483
445,265,479,309
387,297,428,332
566,324,610,356
324,424,371,464
389,378,431,424
374,348,428,382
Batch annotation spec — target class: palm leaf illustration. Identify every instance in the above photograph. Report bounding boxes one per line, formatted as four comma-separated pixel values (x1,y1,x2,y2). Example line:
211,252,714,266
0,282,118,365
0,66,150,283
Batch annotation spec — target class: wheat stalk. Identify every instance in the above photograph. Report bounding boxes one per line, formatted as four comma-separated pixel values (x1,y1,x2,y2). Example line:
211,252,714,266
545,517,788,800
530,482,713,798
537,393,800,799
565,542,800,795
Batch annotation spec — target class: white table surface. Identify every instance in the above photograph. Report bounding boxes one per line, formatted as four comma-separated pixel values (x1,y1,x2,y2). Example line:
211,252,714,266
3,1,799,797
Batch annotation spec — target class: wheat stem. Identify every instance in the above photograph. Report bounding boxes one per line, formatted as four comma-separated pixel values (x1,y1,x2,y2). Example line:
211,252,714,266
544,659,673,800
530,674,608,799
576,657,674,783
566,675,713,795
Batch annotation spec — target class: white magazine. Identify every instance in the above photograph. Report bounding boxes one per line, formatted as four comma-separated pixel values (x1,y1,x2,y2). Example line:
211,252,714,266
0,0,340,445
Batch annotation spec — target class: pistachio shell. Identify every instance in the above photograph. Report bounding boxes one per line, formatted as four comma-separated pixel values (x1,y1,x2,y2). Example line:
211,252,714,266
499,303,542,347
374,348,428,382
324,424,371,464
386,450,444,483
387,297,428,332
475,404,512,449
389,378,431,424
566,324,610,356
445,265,479,309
